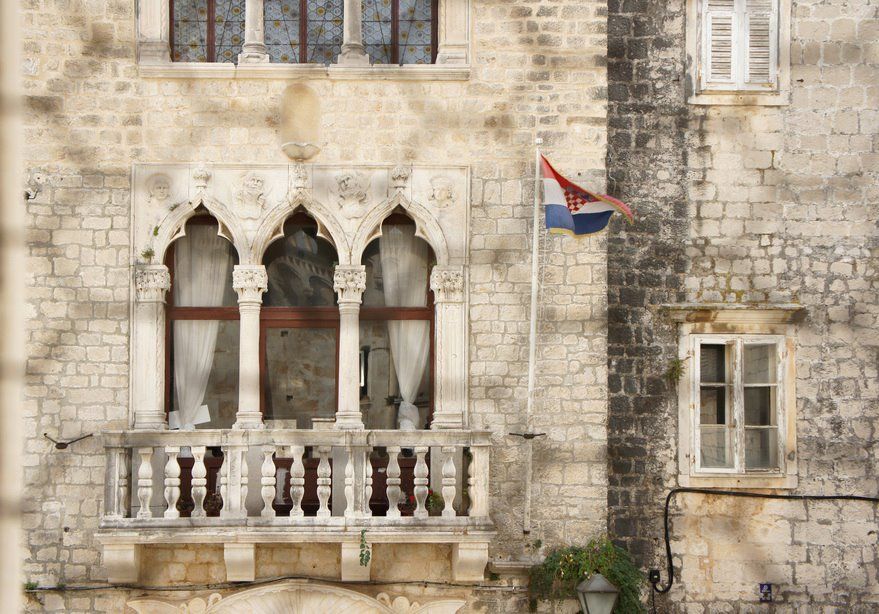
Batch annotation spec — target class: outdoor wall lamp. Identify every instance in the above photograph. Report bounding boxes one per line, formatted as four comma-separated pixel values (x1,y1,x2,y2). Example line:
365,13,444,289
576,572,619,614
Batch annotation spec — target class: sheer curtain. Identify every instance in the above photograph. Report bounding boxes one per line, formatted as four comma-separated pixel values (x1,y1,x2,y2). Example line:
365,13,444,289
171,225,233,430
380,226,430,431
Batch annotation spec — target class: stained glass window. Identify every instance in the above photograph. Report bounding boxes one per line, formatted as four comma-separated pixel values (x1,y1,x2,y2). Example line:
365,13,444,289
362,0,435,65
306,0,344,63
265,0,303,63
171,0,244,63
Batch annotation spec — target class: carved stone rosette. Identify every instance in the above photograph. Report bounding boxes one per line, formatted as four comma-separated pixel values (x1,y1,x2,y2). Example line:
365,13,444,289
430,266,464,303
233,265,268,304
333,266,366,303
134,265,171,303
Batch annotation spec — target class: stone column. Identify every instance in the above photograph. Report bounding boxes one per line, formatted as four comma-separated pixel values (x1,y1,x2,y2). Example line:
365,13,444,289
334,265,366,429
337,0,370,65
133,265,171,429
138,0,171,63
430,266,466,429
435,0,468,65
233,265,268,429
238,0,270,63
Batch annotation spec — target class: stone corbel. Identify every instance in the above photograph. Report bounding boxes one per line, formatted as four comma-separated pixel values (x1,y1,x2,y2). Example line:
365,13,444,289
224,543,256,582
340,541,371,581
451,542,489,582
104,544,141,584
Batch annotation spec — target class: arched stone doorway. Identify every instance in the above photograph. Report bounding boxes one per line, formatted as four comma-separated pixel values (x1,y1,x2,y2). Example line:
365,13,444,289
127,580,466,613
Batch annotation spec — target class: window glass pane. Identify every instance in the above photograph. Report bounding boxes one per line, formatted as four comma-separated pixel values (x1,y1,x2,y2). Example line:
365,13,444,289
214,0,245,62
171,320,239,429
699,387,727,425
263,221,337,306
363,0,393,64
745,428,778,469
700,426,733,469
744,343,777,384
700,343,726,383
173,0,209,61
265,0,302,62
263,327,338,427
306,0,343,64
173,224,238,307
745,387,776,426
361,320,431,430
398,0,433,64
362,225,432,307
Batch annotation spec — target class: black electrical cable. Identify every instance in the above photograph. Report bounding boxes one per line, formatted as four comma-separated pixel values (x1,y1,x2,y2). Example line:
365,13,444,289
650,487,879,599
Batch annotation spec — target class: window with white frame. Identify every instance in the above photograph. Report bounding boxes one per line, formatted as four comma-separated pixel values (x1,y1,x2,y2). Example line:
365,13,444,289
687,0,790,104
670,305,801,488
694,335,785,473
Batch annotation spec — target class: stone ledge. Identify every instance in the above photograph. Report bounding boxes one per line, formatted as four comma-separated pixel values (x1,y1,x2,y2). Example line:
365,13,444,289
660,303,806,325
138,62,471,81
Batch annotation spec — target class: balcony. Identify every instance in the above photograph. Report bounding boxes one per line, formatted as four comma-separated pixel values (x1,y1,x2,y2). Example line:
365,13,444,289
96,428,494,584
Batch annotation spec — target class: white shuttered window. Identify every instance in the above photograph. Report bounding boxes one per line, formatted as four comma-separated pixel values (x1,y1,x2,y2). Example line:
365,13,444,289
701,0,778,92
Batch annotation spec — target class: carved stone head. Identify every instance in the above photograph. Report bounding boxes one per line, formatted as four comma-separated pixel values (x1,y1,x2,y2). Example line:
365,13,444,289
147,174,171,203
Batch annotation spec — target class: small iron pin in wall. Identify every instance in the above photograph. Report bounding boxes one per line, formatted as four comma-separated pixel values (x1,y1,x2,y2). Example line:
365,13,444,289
43,432,93,450
508,432,547,440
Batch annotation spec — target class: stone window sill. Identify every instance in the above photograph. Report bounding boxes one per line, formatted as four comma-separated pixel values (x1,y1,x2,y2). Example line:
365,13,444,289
688,91,791,107
680,472,798,490
138,61,471,81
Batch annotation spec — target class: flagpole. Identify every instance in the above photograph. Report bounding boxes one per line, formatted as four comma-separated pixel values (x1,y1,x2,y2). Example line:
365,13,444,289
523,138,542,534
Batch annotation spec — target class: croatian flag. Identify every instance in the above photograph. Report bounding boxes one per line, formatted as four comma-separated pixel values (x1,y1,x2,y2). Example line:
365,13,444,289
541,155,634,236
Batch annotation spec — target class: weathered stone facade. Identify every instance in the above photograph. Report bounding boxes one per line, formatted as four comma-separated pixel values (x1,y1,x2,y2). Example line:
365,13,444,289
20,0,878,610
607,0,879,610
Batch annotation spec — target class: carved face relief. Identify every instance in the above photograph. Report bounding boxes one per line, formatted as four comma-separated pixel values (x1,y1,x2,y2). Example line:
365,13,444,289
236,172,266,219
429,176,455,209
147,174,171,204
332,172,369,218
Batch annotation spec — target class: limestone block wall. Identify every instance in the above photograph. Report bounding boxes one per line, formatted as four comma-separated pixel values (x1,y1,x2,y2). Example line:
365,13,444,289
608,0,879,609
21,0,610,611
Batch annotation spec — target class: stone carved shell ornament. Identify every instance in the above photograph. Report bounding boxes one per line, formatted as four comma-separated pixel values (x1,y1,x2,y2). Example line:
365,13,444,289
125,581,465,614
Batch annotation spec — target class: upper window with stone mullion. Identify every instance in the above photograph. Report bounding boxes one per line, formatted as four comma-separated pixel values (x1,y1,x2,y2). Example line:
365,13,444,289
171,0,245,62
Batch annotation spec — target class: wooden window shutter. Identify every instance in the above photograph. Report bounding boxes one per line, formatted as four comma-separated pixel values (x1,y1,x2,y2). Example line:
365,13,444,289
743,0,778,89
702,0,737,89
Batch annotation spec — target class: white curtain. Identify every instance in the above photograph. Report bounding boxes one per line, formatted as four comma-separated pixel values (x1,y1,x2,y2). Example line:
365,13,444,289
172,225,233,430
380,226,430,431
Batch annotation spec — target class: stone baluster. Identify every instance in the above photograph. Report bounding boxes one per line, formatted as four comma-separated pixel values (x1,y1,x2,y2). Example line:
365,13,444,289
163,446,181,519
337,0,369,65
413,446,429,519
468,445,489,518
344,446,355,519
136,447,154,519
238,0,269,63
430,267,466,429
191,446,207,518
385,446,402,519
233,266,268,430
364,453,373,518
288,445,305,518
316,446,332,518
220,445,249,519
261,446,276,519
441,446,457,518
105,447,129,519
334,266,366,429
133,265,170,429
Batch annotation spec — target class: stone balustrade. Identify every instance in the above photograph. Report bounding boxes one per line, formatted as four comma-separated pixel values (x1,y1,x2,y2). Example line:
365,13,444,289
97,429,494,584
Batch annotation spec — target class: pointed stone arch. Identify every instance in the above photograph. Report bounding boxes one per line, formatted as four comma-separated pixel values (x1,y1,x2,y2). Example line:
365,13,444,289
351,192,450,266
153,195,245,264
251,192,349,265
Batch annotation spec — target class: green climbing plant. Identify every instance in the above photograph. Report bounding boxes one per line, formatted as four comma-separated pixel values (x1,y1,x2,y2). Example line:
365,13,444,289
665,355,690,385
528,536,645,613
359,529,371,567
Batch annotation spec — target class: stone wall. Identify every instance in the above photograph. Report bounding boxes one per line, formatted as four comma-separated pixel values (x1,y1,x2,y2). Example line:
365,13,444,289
21,0,610,611
607,0,879,610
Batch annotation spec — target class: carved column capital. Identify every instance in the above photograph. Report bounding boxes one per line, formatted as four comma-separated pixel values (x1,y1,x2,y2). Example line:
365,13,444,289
334,265,366,304
134,265,171,303
233,265,268,304
430,266,464,303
